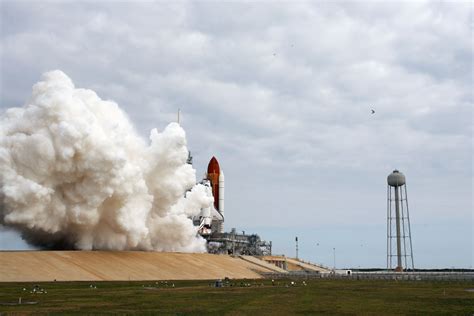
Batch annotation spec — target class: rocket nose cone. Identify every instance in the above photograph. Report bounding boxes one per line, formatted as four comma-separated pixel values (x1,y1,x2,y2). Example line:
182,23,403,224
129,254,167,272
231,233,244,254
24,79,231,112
208,156,220,174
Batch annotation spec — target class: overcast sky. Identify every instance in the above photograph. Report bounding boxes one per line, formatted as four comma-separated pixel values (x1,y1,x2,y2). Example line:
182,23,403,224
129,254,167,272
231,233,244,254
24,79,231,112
1,1,472,268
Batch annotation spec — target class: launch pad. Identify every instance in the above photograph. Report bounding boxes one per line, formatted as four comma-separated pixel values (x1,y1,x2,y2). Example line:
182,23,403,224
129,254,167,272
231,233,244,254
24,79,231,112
192,156,273,256
207,228,272,256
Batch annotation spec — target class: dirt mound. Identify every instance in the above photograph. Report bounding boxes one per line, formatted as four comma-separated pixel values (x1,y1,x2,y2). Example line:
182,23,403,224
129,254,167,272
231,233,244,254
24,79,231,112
0,251,280,282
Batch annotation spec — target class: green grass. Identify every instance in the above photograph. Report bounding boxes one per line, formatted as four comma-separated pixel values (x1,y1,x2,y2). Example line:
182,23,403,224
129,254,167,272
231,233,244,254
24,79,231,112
0,279,473,315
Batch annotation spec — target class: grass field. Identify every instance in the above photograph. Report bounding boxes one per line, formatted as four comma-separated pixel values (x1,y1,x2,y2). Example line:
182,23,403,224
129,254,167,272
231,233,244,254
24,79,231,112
0,278,473,315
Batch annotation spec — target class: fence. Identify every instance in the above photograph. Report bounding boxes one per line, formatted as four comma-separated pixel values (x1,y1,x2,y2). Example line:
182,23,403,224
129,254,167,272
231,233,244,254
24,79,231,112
262,271,474,281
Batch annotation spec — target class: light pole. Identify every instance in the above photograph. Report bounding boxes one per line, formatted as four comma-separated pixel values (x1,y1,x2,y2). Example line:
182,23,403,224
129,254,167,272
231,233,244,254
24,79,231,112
315,242,319,264
295,236,299,260
333,247,336,272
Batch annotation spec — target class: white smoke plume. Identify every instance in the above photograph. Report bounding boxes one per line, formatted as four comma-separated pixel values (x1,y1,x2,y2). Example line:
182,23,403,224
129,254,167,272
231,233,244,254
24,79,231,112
0,70,213,252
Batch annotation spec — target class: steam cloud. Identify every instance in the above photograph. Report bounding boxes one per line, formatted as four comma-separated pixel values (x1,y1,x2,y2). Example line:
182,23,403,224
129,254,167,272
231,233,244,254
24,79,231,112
0,70,212,252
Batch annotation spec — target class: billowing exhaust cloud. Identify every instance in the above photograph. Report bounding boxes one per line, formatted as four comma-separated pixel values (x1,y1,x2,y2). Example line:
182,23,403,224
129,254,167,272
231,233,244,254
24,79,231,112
0,70,212,252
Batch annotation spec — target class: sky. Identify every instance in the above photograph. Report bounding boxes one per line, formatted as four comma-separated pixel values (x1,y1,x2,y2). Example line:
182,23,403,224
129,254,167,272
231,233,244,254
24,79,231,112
0,1,472,268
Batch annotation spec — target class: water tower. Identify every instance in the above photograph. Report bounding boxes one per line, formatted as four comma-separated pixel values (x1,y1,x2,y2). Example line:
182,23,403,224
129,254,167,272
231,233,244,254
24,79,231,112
387,170,414,271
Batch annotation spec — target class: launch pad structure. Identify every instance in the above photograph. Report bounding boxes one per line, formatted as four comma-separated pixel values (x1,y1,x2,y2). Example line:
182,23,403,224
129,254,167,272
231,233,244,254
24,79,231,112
207,228,272,256
190,155,272,256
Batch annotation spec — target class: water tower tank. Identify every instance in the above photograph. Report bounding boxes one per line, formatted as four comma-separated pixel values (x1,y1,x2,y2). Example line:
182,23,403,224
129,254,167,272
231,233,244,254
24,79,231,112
387,170,406,187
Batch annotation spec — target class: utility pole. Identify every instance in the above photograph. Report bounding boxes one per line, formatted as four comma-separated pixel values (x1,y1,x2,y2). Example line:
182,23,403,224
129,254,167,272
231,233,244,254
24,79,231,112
333,247,336,271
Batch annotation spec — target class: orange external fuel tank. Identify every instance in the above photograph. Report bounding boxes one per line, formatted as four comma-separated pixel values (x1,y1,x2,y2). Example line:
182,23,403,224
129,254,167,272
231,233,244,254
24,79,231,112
207,156,220,210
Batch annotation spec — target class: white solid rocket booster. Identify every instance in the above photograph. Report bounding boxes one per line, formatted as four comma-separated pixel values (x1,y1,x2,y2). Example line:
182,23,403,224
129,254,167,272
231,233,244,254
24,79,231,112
218,170,225,233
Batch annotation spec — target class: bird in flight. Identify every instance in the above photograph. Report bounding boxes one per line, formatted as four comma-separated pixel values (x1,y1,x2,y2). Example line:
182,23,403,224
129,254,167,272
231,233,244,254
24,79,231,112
371,109,375,114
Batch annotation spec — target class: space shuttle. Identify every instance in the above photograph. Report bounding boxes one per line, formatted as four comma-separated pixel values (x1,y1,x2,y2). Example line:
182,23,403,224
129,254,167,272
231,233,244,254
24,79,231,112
197,156,225,236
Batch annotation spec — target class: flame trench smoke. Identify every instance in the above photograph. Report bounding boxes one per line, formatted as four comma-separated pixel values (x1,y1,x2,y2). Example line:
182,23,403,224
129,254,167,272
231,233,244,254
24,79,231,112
0,71,213,252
